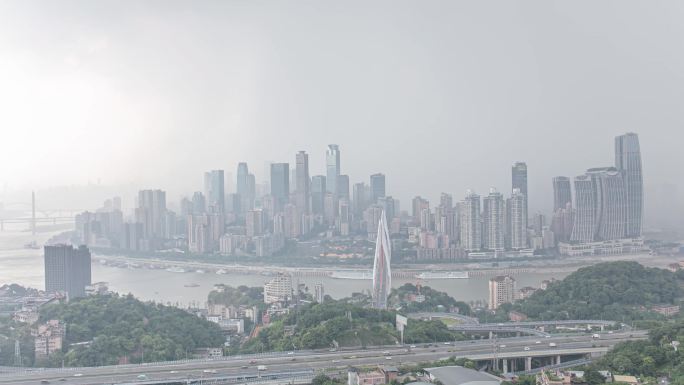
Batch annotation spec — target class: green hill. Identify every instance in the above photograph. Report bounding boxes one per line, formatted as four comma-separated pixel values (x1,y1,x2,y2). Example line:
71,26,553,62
511,261,682,321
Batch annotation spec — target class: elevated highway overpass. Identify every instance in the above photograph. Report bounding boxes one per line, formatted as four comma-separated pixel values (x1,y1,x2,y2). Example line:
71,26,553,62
0,331,646,385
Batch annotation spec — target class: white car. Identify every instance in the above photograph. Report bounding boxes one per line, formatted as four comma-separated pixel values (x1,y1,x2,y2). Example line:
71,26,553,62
499,344,506,348
203,369,217,374
535,341,541,344
287,351,294,355
73,374,83,377
385,356,392,360
524,346,531,351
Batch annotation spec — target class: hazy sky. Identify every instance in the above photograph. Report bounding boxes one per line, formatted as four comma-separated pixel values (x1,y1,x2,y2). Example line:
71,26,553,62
1,1,683,217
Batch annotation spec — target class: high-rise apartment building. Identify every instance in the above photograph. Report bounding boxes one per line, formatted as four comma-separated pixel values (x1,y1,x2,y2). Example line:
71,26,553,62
263,273,293,304
508,188,527,249
136,189,167,239
488,275,516,310
44,244,92,299
326,145,340,195
570,167,628,243
615,133,643,237
370,173,386,204
459,191,481,251
482,188,505,250
295,151,310,215
439,193,453,210
570,175,596,243
511,162,528,227
412,196,429,225
588,167,628,241
552,176,572,212
246,209,265,237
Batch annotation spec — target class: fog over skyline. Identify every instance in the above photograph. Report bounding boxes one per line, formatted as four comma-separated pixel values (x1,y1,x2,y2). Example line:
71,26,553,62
1,1,683,226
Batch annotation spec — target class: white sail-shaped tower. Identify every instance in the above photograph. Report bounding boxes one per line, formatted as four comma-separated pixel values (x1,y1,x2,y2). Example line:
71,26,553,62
371,210,392,309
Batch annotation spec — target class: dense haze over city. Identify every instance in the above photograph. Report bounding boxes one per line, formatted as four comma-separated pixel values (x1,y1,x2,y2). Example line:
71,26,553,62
1,1,684,230
3,2,684,383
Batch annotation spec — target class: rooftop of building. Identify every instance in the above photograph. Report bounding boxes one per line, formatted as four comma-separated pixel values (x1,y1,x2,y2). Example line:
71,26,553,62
425,366,501,385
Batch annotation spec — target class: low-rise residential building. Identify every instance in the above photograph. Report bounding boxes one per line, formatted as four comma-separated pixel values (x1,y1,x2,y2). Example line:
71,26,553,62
651,304,680,316
33,320,65,359
348,368,388,385
508,311,528,322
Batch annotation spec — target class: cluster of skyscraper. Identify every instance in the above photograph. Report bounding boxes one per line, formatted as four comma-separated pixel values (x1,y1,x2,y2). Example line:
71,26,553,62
553,133,644,255
415,161,530,257
72,133,643,260
75,144,394,258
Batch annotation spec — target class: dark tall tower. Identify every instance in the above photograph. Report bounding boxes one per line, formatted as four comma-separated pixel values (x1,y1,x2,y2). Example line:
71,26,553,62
615,133,643,237
511,162,528,228
552,176,572,211
44,244,92,299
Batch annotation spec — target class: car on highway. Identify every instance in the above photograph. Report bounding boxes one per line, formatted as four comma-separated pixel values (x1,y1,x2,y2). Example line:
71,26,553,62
287,351,294,355
535,341,541,344
385,356,392,360
524,346,531,351
241,366,248,369
499,344,506,348
443,342,451,345
383,351,391,355
409,345,416,348
549,342,557,347
138,374,148,380
40,380,50,384
203,369,217,374
332,360,341,363
170,371,178,374
249,359,257,364
74,373,83,377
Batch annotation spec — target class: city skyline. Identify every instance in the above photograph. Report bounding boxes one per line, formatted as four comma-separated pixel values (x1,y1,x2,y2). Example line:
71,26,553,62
1,2,684,231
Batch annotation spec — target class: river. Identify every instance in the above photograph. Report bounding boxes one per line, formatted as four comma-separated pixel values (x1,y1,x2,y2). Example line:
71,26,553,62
5,227,674,308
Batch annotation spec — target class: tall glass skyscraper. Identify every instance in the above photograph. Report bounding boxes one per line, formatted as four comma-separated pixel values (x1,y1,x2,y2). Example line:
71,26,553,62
482,188,505,250
270,163,290,211
326,144,340,195
370,173,386,204
371,210,391,309
459,190,481,251
571,167,628,242
615,133,643,237
203,170,225,214
295,151,310,215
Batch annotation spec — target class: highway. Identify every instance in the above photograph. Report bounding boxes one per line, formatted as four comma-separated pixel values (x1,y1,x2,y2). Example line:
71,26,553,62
0,331,647,385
